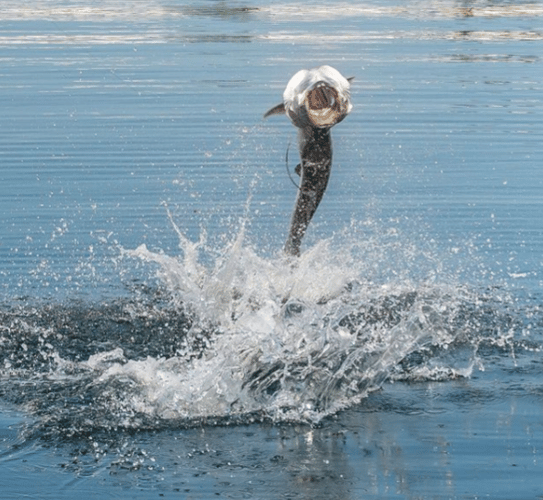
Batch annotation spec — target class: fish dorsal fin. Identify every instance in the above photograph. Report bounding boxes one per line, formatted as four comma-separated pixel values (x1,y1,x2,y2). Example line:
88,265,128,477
263,102,286,118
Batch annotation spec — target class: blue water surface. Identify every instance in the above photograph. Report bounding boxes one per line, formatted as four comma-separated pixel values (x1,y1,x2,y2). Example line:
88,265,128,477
1,1,543,499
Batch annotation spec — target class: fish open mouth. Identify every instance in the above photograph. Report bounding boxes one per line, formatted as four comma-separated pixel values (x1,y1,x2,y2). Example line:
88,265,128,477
305,82,341,128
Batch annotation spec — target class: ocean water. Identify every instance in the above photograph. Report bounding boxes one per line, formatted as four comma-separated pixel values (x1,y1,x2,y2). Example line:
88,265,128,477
1,1,542,498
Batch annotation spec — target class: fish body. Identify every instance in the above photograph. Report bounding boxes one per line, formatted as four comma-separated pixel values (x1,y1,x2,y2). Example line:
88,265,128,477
264,65,353,256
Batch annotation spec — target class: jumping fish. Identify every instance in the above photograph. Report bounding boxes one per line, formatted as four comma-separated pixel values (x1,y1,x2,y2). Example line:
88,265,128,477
264,65,353,256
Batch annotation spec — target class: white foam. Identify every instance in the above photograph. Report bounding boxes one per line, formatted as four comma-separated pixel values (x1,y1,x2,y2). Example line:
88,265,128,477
98,220,479,425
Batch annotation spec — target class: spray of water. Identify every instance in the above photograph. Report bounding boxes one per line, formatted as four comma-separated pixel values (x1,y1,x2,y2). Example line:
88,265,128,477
0,208,528,440
105,214,479,425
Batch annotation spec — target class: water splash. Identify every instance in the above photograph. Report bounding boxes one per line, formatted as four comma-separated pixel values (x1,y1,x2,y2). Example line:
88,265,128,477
93,219,493,425
0,215,532,441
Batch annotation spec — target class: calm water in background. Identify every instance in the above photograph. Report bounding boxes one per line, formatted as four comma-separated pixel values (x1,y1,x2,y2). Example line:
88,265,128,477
1,1,543,499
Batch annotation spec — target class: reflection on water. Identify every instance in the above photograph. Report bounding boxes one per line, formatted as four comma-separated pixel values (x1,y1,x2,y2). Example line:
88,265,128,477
1,0,542,49
262,1,543,20
1,31,542,47
262,30,543,43
2,373,541,499
1,0,542,23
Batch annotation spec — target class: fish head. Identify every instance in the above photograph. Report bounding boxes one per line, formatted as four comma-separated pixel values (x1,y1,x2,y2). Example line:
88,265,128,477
284,65,353,129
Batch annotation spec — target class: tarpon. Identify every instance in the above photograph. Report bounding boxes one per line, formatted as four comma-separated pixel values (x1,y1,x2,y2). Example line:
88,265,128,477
264,65,353,256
